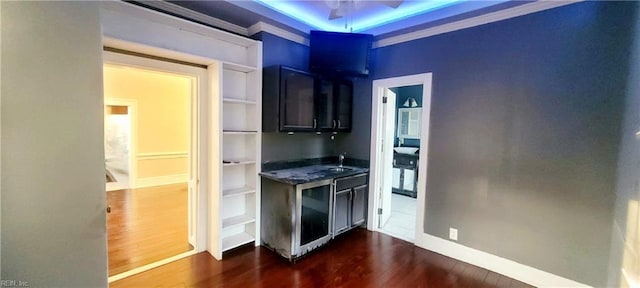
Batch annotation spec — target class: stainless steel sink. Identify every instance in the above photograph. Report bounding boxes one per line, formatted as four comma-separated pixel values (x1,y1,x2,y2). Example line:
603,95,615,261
326,166,352,172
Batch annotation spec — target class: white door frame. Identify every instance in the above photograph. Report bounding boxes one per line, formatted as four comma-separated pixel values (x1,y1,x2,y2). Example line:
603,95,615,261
103,50,210,282
368,73,433,245
104,97,138,191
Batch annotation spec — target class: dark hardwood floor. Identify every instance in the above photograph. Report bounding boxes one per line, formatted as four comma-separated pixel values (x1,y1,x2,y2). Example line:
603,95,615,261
107,183,193,276
110,229,534,287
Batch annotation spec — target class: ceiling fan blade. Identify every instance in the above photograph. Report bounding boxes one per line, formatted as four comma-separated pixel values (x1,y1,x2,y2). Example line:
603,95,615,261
329,8,343,20
380,0,403,9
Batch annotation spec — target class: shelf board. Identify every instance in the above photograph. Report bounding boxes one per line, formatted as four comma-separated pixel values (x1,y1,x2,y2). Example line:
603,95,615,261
223,186,256,198
223,62,256,73
223,98,257,105
222,214,255,229
222,232,255,251
223,158,256,166
223,130,257,135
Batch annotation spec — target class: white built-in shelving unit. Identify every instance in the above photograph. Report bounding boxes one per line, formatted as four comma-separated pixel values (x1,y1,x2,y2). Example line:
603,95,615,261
217,45,262,257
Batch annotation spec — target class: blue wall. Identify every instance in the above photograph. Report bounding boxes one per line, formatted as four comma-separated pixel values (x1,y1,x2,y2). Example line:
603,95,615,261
361,2,634,286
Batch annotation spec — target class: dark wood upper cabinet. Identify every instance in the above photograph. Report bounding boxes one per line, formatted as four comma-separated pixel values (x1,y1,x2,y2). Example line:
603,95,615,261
263,65,353,133
264,66,316,132
316,78,353,132
315,79,336,131
334,80,353,132
281,69,315,131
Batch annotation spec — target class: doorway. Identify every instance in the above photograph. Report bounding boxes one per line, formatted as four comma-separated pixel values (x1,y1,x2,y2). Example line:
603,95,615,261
105,98,137,192
368,74,433,244
378,85,424,242
103,51,207,281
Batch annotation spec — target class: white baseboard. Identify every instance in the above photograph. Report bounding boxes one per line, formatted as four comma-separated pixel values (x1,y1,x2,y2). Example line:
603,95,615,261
135,174,188,188
415,233,590,287
107,249,196,283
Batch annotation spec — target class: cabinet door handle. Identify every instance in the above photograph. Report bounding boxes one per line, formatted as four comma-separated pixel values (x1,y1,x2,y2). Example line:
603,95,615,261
338,120,341,128
333,120,336,129
313,119,317,129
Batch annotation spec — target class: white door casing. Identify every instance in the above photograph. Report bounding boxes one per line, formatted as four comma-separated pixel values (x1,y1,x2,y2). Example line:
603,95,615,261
368,73,432,244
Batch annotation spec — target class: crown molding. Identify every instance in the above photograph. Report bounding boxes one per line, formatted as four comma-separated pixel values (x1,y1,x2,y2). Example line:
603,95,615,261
133,1,309,45
374,0,582,48
248,22,309,46
137,0,249,36
131,0,582,50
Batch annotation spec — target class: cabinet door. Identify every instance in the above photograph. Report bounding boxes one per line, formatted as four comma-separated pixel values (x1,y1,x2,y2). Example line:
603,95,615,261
351,185,367,227
333,189,351,236
404,169,415,191
397,108,421,139
392,167,400,189
335,81,352,132
315,79,335,131
280,68,315,131
300,183,332,245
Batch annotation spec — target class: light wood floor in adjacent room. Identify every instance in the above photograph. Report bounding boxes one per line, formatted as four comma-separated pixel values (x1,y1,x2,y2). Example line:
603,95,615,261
110,229,534,288
107,183,193,276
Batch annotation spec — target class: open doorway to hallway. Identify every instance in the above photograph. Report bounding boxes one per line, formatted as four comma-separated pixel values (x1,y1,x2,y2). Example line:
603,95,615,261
369,74,432,245
102,51,205,281
378,85,423,242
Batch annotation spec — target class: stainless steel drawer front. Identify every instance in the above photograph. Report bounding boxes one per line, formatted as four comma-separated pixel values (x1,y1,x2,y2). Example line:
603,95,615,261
335,174,367,191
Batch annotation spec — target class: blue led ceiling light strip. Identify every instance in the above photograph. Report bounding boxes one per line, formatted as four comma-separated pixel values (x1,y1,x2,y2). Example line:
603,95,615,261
254,0,339,31
350,0,464,32
253,0,467,33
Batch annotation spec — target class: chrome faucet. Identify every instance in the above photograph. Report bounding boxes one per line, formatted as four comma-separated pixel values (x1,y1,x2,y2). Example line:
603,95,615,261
338,152,346,167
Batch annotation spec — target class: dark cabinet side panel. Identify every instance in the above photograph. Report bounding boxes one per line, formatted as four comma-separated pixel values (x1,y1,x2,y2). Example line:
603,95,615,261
351,185,368,226
333,189,351,236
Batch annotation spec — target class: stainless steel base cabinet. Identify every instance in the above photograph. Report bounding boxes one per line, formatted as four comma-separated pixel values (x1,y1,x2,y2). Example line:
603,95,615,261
261,178,333,261
333,174,368,238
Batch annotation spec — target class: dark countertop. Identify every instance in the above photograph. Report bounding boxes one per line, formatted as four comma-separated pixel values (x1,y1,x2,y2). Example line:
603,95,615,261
259,164,369,185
